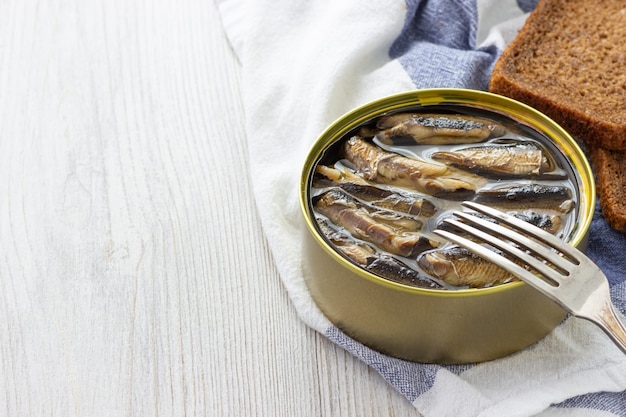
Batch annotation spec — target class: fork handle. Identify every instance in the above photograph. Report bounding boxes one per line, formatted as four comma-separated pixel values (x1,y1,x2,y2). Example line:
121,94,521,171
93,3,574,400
594,301,626,355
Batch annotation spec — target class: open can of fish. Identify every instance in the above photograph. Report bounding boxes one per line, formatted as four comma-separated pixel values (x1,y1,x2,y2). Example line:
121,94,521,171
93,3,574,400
300,88,595,364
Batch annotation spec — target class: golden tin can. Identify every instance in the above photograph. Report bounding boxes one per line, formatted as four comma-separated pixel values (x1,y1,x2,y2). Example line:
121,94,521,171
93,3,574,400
300,88,595,364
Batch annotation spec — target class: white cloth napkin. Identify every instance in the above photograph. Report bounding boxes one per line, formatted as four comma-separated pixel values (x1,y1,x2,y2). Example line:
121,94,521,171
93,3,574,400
217,0,626,415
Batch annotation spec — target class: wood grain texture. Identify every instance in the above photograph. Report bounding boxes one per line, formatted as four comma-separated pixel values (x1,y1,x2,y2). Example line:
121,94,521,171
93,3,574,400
0,1,422,415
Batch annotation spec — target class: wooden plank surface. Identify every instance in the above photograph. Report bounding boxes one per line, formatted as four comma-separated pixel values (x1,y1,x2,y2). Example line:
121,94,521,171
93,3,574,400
0,0,422,415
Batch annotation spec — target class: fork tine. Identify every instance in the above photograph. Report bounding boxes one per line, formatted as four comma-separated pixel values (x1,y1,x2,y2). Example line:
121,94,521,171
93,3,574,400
434,229,559,296
462,201,581,263
441,218,566,286
451,211,574,277
441,203,626,357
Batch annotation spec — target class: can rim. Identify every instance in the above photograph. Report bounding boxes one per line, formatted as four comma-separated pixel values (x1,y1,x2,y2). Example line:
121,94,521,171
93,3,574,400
299,88,596,297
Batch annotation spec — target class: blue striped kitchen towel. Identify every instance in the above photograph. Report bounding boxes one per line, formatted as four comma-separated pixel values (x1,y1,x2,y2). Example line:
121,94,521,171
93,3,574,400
217,0,626,415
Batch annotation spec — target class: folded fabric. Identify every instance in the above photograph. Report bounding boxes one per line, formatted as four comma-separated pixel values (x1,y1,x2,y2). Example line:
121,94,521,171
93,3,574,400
217,0,626,415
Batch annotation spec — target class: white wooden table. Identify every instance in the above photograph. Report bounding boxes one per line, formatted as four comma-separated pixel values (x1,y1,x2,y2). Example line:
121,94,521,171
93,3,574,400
0,1,422,415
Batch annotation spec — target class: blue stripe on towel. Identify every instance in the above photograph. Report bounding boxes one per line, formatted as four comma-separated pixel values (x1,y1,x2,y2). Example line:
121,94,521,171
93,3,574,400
390,0,500,90
516,0,539,13
326,326,440,400
326,326,475,402
556,390,626,415
587,200,626,293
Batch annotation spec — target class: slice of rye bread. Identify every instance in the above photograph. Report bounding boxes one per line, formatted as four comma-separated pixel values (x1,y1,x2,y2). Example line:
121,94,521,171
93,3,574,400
590,146,626,233
490,0,626,232
489,0,626,151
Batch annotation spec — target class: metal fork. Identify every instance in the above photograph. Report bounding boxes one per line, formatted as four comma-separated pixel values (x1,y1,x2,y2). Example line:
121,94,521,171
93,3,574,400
434,201,626,354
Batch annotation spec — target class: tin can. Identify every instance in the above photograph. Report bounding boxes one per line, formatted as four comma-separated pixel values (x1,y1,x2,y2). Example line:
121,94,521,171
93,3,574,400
299,89,595,364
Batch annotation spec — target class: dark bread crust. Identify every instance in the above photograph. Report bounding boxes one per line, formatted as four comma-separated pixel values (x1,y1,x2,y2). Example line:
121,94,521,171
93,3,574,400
489,0,626,151
590,146,626,233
